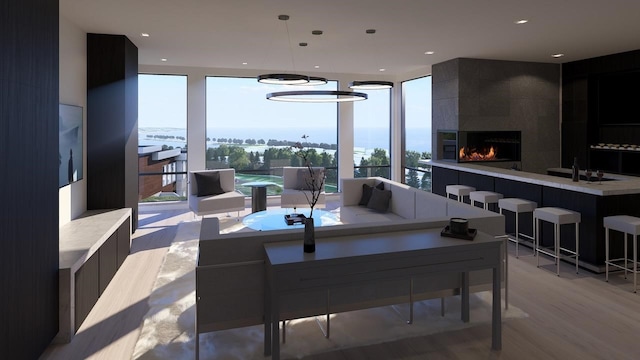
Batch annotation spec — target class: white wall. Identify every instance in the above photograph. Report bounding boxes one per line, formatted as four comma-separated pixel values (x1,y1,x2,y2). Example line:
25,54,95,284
59,15,87,226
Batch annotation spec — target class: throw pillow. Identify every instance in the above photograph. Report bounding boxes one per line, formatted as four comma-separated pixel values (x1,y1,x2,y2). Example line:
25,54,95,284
194,171,225,197
358,182,385,206
367,187,392,212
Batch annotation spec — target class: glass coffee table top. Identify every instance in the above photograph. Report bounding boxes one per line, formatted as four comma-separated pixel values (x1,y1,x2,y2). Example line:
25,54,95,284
242,208,340,231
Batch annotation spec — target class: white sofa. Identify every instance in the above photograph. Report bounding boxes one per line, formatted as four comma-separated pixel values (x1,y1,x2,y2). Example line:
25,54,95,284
188,169,245,217
340,177,505,236
280,166,326,209
195,179,505,341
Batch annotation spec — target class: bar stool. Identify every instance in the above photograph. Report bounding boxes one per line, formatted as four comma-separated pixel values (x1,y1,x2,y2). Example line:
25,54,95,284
469,191,503,212
498,198,537,258
534,207,581,276
604,215,640,293
445,185,475,203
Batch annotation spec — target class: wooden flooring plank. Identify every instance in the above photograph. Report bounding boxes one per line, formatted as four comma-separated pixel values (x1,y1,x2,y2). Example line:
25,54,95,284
41,201,640,360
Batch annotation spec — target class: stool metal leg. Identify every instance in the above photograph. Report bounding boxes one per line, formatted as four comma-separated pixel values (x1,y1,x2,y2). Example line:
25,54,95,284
553,224,560,276
576,223,580,274
575,222,579,274
533,217,540,267
606,228,610,282
625,233,628,279
515,211,520,258
634,234,637,293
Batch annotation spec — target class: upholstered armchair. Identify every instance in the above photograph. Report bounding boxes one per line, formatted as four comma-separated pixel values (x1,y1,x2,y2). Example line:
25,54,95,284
188,169,245,217
280,166,326,209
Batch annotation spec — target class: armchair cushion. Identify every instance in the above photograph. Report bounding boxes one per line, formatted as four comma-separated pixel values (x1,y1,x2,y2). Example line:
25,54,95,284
194,171,225,197
296,168,324,190
358,182,385,206
367,187,392,212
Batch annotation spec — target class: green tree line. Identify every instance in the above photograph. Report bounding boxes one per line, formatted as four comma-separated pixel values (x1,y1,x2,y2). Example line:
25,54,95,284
206,144,431,190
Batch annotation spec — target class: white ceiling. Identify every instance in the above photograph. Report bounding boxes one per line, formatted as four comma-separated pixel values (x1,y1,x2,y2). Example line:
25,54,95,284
60,0,640,78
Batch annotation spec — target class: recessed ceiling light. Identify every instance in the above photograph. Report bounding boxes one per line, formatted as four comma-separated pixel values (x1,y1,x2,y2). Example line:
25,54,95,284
161,58,167,62
424,51,435,55
141,33,150,37
552,53,564,58
314,65,320,69
242,62,248,65
514,19,528,25
379,68,386,72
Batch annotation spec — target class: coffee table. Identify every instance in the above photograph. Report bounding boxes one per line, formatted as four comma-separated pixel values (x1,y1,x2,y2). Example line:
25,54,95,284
242,208,340,231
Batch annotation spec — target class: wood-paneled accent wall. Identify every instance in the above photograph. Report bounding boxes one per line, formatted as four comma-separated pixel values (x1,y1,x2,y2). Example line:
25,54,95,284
87,34,139,230
0,0,60,357
562,49,640,170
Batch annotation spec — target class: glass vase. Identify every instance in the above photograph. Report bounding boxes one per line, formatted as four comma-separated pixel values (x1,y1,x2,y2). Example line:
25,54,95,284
303,217,315,253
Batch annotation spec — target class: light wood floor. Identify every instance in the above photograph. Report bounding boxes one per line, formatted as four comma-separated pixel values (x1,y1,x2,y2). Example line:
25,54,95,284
41,201,640,360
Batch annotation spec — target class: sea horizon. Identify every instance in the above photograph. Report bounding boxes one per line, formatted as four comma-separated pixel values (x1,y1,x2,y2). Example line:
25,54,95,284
139,126,432,154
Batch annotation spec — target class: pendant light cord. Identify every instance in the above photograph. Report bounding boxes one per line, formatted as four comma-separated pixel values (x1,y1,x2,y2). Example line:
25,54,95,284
284,19,297,72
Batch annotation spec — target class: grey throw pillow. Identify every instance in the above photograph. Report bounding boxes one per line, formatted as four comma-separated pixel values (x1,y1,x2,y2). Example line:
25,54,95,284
359,182,385,206
194,171,225,197
367,187,392,212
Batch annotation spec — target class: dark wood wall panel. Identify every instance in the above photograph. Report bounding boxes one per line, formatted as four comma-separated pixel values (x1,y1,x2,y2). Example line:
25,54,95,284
563,50,640,170
0,0,60,357
87,34,139,230
431,166,459,197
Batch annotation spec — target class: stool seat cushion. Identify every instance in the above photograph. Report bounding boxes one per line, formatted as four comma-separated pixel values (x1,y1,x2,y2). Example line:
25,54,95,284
498,198,537,213
470,191,503,204
604,215,640,235
534,207,581,224
445,185,475,196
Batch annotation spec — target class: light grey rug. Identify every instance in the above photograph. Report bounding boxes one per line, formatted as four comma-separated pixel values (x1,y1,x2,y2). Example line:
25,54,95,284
133,219,527,359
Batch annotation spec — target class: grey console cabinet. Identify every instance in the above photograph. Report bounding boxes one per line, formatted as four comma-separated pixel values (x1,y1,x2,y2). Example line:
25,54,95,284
57,208,132,343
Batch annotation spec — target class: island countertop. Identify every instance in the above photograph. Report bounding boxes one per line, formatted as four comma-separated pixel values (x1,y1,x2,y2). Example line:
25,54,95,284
429,160,640,196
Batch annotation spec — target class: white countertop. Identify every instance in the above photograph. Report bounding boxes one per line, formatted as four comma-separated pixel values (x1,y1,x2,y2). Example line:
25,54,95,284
430,160,640,196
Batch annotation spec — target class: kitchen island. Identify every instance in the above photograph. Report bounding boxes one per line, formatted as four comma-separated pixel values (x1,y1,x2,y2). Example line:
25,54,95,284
431,160,640,272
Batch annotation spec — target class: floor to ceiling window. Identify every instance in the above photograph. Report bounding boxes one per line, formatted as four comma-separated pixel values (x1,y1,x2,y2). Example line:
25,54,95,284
402,76,432,191
205,77,339,195
138,74,188,202
353,88,391,178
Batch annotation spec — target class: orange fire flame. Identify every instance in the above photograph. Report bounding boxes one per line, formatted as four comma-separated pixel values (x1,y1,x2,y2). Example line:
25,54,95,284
459,146,497,161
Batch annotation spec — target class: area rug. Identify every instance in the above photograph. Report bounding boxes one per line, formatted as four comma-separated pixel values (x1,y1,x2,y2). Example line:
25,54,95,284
133,219,527,360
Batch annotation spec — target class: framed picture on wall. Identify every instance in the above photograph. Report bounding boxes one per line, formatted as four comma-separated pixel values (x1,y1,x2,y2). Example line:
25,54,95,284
59,104,83,188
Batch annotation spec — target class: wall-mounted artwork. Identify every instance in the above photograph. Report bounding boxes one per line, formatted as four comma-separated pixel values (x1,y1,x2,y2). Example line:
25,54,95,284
59,104,84,188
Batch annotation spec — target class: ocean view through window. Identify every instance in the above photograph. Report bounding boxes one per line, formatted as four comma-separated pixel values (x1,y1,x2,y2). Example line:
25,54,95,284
354,88,391,179
205,76,339,195
138,74,188,202
403,76,432,191
136,74,432,199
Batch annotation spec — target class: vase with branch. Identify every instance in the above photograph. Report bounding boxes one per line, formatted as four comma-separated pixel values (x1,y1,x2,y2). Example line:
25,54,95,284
291,135,326,253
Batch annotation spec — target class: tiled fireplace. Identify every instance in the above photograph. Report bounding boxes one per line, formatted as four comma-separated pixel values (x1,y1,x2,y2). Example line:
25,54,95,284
437,130,521,163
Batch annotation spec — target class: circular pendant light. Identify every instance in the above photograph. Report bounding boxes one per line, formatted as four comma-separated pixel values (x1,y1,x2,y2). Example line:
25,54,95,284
267,90,368,103
297,76,328,86
349,80,394,90
257,73,310,85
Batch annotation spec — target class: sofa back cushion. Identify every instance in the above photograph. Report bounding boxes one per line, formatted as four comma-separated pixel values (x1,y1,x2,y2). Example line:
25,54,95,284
296,167,325,190
340,178,376,206
386,181,417,219
415,190,449,218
